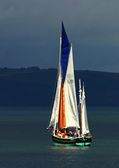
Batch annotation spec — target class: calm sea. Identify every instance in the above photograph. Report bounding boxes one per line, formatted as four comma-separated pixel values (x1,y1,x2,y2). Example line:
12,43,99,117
0,106,118,168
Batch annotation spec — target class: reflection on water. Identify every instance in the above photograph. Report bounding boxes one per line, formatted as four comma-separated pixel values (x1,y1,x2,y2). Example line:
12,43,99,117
51,145,90,152
48,145,92,168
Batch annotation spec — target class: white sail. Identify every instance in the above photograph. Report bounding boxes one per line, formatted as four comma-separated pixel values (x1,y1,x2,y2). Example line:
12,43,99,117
64,46,79,128
48,35,62,129
48,69,61,128
81,84,90,135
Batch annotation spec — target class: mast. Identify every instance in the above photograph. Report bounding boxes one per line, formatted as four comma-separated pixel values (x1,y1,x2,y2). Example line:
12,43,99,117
79,79,83,135
79,81,90,135
57,22,70,130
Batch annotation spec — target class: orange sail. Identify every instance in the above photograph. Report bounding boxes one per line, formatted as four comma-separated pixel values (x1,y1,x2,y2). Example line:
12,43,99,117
58,83,66,129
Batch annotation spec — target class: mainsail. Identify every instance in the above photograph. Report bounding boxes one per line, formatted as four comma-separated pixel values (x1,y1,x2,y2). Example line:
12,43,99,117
48,22,79,130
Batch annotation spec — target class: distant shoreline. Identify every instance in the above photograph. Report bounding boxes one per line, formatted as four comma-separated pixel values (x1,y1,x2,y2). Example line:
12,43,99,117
0,67,119,106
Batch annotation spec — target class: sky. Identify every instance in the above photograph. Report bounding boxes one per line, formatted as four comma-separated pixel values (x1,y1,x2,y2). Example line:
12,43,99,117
0,0,119,72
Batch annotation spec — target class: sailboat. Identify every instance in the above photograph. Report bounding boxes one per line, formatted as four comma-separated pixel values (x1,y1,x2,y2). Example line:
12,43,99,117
47,22,92,146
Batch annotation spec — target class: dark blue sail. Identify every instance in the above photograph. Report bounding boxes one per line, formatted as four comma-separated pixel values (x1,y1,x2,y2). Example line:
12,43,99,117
61,22,70,82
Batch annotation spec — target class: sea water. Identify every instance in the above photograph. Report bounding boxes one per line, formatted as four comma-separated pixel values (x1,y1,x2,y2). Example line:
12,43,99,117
0,106,118,168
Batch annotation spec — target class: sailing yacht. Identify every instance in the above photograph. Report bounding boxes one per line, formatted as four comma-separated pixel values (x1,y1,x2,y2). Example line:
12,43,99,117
47,22,92,146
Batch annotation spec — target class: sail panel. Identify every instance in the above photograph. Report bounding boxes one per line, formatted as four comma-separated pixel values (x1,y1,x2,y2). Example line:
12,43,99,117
81,85,90,134
58,82,66,129
61,22,70,82
64,46,79,128
48,69,62,128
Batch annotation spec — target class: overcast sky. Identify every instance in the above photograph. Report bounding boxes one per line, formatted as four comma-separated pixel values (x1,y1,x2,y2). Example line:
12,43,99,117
0,0,119,72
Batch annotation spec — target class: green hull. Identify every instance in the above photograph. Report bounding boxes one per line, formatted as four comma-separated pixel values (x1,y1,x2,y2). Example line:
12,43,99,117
54,142,91,147
52,135,92,147
75,142,91,146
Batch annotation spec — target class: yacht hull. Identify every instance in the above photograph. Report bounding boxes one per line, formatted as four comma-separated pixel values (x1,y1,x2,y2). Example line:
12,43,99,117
52,135,92,146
